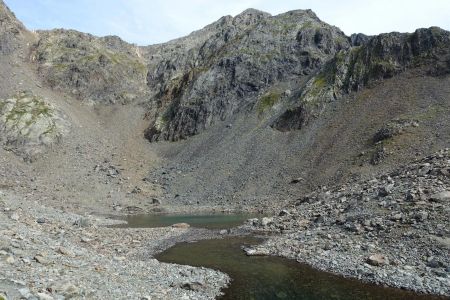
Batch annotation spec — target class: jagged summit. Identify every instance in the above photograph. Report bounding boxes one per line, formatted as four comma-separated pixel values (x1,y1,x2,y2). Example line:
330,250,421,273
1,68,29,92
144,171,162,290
275,8,319,20
233,8,271,24
237,8,270,16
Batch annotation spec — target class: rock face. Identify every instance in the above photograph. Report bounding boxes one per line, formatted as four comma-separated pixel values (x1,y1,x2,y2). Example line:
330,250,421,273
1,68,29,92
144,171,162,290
0,0,27,54
143,9,350,141
5,0,448,149
271,27,450,131
142,16,450,142
0,91,69,160
31,30,149,104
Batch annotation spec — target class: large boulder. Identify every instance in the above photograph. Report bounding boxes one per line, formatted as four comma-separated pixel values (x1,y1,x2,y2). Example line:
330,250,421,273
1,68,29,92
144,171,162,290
0,91,69,160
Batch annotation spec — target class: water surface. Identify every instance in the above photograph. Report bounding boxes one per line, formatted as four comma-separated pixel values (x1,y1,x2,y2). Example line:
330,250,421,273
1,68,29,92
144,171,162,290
115,213,257,229
156,236,447,300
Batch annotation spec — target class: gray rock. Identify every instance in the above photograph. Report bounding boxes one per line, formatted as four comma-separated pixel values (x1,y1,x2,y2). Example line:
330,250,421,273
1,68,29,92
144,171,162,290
36,218,46,224
373,119,419,143
273,28,450,132
73,217,92,228
261,217,274,227
171,223,190,229
290,178,303,184
18,288,32,299
152,198,162,205
36,293,54,300
430,191,450,202
181,281,203,291
279,210,290,216
51,282,80,298
34,255,49,265
367,254,388,266
57,246,73,257
414,211,428,222
0,91,70,160
9,213,19,221
378,185,393,197
427,258,443,268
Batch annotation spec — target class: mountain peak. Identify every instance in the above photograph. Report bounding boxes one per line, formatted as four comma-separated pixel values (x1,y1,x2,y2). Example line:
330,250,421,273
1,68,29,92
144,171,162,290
233,8,271,26
276,9,320,21
238,8,271,17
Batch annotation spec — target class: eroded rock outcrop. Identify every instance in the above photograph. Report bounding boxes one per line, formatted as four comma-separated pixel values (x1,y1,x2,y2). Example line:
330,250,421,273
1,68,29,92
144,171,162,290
0,91,69,160
144,9,350,141
272,27,450,131
0,0,27,54
31,30,149,104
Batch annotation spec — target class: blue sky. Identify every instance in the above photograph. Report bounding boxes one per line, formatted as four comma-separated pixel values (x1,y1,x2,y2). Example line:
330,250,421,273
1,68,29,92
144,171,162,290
5,0,450,45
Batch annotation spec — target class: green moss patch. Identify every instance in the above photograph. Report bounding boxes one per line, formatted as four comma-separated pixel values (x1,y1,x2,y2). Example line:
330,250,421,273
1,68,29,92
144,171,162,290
257,91,282,114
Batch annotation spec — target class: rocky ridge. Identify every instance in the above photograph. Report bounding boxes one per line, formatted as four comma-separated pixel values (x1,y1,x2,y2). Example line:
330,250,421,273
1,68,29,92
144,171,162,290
31,31,149,104
273,27,450,131
143,9,350,141
244,149,450,296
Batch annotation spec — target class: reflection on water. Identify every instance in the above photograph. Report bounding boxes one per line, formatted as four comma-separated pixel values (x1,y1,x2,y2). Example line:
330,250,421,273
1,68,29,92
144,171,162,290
156,237,447,300
114,213,258,229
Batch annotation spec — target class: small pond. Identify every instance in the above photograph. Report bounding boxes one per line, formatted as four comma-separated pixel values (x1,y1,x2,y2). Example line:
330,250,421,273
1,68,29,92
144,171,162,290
156,236,447,300
115,214,447,299
114,213,258,229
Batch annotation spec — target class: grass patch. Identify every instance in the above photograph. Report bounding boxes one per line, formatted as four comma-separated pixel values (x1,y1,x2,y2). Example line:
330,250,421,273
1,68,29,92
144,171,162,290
313,75,327,89
3,92,55,134
257,91,281,114
300,21,315,30
412,105,446,121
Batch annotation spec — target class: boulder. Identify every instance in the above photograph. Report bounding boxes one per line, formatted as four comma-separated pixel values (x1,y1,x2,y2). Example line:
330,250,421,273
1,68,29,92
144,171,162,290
367,254,388,266
430,191,450,203
261,217,273,227
171,223,190,229
0,91,69,160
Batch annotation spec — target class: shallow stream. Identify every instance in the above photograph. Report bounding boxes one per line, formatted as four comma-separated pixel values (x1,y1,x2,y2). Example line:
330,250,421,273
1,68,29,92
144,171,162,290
125,214,447,300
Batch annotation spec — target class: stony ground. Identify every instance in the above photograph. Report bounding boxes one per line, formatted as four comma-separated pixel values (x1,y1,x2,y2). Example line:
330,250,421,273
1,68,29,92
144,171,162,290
0,191,229,300
0,2,450,299
243,149,450,297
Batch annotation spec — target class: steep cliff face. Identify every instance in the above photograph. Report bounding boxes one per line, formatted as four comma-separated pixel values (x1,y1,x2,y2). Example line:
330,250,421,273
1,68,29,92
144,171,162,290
272,27,450,131
143,9,350,141
31,30,149,104
143,13,450,143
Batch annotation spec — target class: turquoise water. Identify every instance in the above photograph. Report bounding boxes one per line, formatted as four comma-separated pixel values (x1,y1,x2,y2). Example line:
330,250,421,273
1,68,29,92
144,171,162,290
156,236,448,300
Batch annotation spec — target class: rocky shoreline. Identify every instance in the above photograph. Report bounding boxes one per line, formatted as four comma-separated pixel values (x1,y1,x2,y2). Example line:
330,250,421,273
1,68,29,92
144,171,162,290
2,146,450,299
243,149,450,297
0,192,229,300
